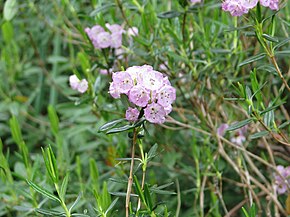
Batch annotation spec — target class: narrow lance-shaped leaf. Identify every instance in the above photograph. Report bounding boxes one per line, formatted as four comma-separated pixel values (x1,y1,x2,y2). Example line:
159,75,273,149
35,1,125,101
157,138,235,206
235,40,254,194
249,131,269,140
144,184,153,211
226,119,253,132
89,159,99,192
157,11,182,19
238,53,266,67
60,173,69,201
48,105,59,136
27,180,61,203
98,118,126,132
133,175,146,205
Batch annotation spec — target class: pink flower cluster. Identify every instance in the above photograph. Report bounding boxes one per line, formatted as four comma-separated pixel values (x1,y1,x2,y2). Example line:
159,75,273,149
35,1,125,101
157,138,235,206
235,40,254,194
69,75,88,93
109,65,176,124
222,0,279,16
85,23,124,49
274,165,290,195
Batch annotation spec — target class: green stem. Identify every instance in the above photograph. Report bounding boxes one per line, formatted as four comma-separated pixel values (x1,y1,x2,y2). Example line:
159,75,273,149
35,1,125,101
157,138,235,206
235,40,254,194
125,128,138,217
55,183,71,217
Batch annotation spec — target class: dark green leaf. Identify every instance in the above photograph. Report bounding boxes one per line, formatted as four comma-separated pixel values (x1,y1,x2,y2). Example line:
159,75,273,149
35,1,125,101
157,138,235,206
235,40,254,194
278,120,290,129
106,125,134,134
144,184,153,211
249,131,269,139
273,37,290,50
157,11,182,19
27,180,61,203
35,208,64,216
238,53,266,67
262,34,279,43
90,3,116,16
226,119,253,132
98,119,126,132
260,102,285,115
133,175,145,204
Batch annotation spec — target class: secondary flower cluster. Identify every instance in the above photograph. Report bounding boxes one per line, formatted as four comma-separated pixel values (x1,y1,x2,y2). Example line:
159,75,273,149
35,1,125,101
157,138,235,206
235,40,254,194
222,0,279,16
69,75,88,93
85,23,124,49
109,65,176,124
274,165,290,195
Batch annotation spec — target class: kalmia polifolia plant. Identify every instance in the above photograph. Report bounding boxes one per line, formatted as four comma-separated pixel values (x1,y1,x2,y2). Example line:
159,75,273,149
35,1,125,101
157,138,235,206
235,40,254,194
221,0,290,213
99,65,176,216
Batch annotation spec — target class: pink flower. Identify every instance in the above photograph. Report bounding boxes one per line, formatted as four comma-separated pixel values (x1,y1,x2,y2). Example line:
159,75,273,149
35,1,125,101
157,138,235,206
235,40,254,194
274,165,290,195
85,25,105,49
85,23,124,49
109,82,121,99
96,32,112,49
157,85,176,107
127,27,138,37
241,0,259,9
69,75,80,90
109,65,176,124
128,85,150,107
105,23,124,34
231,125,247,145
138,70,164,91
217,124,229,136
110,33,123,49
260,0,279,10
144,102,166,124
69,75,88,93
125,107,139,122
222,0,249,16
112,71,134,94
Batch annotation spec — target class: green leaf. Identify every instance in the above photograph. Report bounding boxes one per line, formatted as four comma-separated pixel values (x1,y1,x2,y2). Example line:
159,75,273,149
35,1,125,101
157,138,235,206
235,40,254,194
42,146,58,183
60,173,69,200
241,207,250,217
249,131,269,139
48,105,59,136
4,0,18,21
260,102,285,115
2,21,14,43
226,119,253,132
278,120,290,129
105,197,119,215
147,144,158,160
133,175,146,204
89,158,99,191
157,11,182,19
90,3,115,16
273,37,290,50
144,184,153,211
69,192,82,213
98,118,126,132
35,208,64,216
27,180,61,203
238,53,266,67
262,34,279,43
77,52,90,73
106,125,134,134
9,116,23,146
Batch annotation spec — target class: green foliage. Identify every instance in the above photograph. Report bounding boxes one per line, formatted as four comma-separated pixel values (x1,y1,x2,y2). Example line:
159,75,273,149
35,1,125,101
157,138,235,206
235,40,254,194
0,0,289,216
